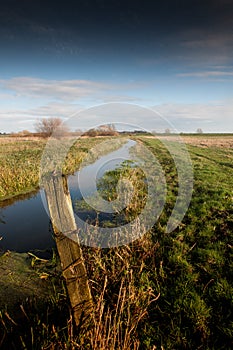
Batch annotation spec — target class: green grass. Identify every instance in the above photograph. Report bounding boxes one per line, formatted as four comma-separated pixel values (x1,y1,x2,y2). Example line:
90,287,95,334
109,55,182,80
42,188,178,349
0,136,116,201
0,139,46,199
0,135,233,349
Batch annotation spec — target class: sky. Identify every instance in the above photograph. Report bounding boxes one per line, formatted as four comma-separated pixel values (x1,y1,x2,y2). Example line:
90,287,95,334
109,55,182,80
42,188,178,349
0,0,233,133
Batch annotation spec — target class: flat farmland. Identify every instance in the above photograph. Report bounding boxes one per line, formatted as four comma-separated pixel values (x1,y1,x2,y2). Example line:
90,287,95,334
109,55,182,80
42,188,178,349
177,134,233,148
0,134,232,350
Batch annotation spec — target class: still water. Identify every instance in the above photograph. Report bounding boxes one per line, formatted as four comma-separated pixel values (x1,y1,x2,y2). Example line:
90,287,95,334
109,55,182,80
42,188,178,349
0,140,135,253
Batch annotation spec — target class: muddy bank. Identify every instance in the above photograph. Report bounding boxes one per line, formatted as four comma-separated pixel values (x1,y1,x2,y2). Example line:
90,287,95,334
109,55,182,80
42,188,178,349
0,251,62,312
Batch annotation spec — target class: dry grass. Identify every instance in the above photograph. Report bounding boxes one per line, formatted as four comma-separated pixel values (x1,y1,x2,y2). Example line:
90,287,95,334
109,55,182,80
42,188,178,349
0,136,113,200
1,135,233,349
0,240,159,349
144,134,233,148
78,270,157,350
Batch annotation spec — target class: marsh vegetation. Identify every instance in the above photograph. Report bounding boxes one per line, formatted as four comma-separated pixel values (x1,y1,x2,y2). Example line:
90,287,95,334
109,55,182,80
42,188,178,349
0,135,233,349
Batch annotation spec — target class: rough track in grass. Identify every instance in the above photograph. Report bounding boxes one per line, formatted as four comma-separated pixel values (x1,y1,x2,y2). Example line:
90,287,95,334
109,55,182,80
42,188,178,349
144,134,233,148
0,135,233,349
179,135,233,148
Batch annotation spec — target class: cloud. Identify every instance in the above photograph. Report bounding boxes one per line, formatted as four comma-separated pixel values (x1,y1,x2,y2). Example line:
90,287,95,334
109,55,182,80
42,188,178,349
0,93,15,100
0,77,146,104
1,100,233,133
0,77,112,101
151,101,233,132
28,102,83,117
0,101,78,132
177,71,233,78
0,102,84,132
101,95,145,103
181,36,232,50
171,27,233,69
153,102,233,120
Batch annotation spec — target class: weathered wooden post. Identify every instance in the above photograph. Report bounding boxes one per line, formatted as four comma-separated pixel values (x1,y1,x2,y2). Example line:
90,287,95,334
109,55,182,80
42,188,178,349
43,173,93,327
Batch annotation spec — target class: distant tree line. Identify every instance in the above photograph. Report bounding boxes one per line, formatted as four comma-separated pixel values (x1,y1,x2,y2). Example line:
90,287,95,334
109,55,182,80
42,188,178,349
35,118,119,137
1,117,205,137
83,124,119,137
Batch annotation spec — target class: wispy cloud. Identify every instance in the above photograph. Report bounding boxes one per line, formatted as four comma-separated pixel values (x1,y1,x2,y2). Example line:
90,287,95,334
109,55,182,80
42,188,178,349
177,71,233,78
0,77,111,101
28,102,83,117
0,77,146,103
101,95,145,103
0,102,84,132
153,102,233,120
0,77,150,131
1,100,233,133
151,101,233,132
174,28,233,68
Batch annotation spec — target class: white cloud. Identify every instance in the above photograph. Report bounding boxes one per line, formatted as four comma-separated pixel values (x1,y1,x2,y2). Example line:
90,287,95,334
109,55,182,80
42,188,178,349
101,95,145,103
177,71,233,78
0,76,150,132
0,77,111,101
28,102,83,117
0,77,146,104
153,102,232,120
0,102,84,132
1,100,233,133
151,102,233,132
0,75,232,133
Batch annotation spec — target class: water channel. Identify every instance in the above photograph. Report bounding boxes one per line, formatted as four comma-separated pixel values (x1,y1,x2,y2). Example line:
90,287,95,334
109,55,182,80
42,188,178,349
0,140,136,253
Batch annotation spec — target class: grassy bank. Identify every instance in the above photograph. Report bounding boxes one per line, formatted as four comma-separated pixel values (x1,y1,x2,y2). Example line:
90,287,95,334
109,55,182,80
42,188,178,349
0,136,122,201
0,138,46,200
0,135,233,349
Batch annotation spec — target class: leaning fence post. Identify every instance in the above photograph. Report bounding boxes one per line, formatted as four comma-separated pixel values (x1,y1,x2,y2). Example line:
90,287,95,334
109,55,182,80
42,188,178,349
42,172,93,327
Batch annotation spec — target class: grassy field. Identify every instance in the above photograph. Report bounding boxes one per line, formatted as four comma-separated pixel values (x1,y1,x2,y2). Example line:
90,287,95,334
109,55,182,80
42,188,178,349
0,136,117,201
0,135,233,349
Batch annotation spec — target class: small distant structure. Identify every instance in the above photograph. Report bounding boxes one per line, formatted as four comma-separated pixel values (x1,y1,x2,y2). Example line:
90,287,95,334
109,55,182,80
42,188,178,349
196,128,203,134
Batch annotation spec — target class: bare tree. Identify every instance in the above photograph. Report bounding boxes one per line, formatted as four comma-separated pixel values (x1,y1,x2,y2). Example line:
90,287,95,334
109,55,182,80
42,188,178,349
196,128,203,134
34,118,69,137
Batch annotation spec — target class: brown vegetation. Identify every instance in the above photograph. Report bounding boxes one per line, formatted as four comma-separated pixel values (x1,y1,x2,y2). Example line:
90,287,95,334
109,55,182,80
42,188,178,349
34,117,69,137
144,134,233,148
84,124,119,137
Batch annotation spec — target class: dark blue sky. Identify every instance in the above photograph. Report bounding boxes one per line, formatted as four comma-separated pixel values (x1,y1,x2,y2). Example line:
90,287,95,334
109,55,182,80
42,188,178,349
0,0,233,132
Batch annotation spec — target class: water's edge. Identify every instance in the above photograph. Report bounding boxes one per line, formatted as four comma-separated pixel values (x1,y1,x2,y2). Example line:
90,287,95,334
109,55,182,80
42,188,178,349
0,140,135,253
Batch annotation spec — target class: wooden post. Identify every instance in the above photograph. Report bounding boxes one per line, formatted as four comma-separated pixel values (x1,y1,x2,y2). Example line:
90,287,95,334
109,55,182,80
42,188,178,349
43,173,93,327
